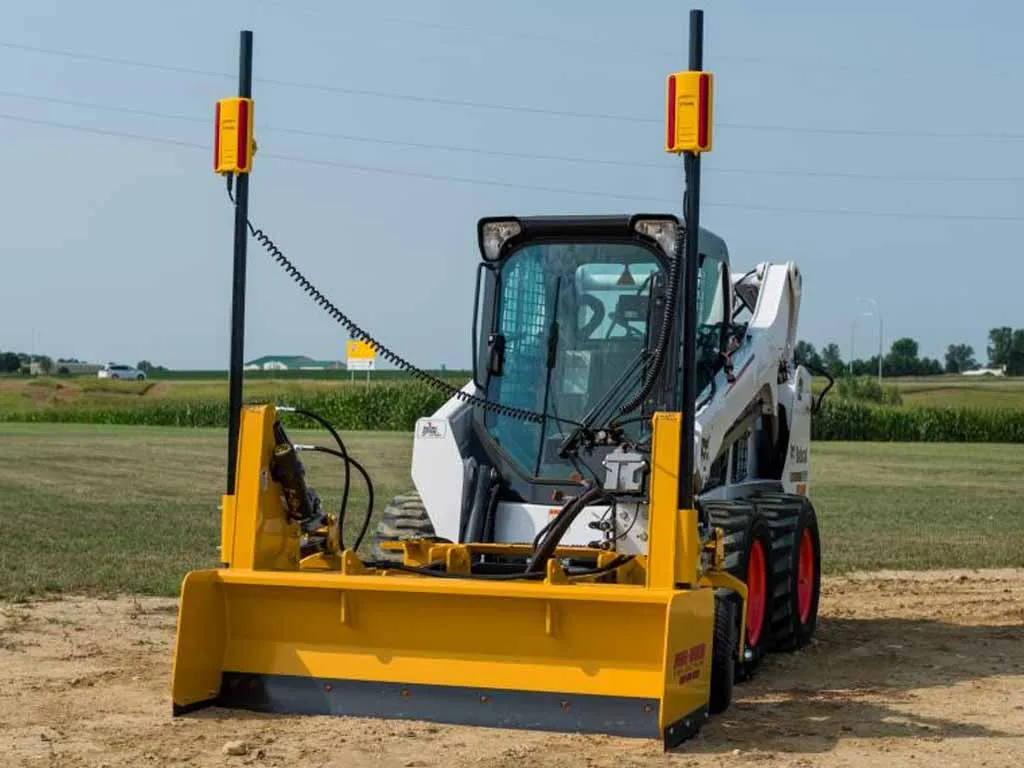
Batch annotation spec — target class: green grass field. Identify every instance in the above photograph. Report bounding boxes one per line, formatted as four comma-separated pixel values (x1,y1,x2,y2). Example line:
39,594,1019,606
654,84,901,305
2,374,1023,417
895,378,1024,409
0,424,1021,599
813,375,1024,409
0,424,413,599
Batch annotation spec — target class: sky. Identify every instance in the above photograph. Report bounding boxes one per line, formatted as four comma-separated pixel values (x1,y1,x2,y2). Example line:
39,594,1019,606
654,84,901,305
1,0,1022,370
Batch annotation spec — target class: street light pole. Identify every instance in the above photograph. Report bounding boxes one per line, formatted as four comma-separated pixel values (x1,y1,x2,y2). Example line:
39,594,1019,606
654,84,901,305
878,313,884,384
849,319,856,376
857,297,882,386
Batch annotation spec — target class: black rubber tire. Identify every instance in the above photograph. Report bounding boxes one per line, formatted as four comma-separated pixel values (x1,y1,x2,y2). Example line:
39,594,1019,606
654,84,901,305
755,493,822,651
708,593,737,715
370,491,436,563
703,500,774,681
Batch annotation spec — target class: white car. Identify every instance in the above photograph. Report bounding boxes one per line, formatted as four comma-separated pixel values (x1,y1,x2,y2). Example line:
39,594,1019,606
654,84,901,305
98,363,146,381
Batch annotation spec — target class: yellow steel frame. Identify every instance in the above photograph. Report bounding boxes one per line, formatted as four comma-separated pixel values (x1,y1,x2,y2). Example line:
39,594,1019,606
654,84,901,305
170,404,748,745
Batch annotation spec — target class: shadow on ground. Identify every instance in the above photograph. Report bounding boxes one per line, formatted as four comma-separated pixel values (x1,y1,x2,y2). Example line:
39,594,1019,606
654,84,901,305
683,614,1023,753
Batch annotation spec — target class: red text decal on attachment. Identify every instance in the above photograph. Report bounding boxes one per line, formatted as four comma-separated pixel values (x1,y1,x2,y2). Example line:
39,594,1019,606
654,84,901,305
673,643,706,684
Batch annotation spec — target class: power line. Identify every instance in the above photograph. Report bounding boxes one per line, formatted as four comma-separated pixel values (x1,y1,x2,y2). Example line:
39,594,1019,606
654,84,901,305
712,166,1024,184
0,89,207,127
0,111,659,203
4,40,1024,140
0,88,661,160
0,40,226,79
249,0,721,61
3,89,1023,184
0,112,209,151
700,201,1024,222
725,121,1024,141
255,0,1022,82
0,40,653,124
1,110,1022,222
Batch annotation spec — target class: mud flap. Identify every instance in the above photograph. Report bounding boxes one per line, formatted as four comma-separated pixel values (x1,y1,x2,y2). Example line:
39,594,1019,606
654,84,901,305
170,568,714,746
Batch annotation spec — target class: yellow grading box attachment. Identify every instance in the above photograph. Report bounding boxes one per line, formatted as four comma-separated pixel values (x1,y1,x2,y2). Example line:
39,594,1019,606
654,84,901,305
170,406,745,749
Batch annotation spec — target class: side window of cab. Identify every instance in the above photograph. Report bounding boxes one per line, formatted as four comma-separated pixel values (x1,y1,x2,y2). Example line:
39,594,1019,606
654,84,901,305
695,253,729,394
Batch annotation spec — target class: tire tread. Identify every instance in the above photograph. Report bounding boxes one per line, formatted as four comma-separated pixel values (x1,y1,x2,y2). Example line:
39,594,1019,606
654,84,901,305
370,490,436,563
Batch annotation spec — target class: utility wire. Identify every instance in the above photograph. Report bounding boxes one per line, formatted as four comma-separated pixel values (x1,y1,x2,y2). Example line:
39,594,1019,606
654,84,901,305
0,112,209,151
1,111,1022,222
4,40,1024,140
250,0,1024,81
3,89,1023,184
0,40,651,124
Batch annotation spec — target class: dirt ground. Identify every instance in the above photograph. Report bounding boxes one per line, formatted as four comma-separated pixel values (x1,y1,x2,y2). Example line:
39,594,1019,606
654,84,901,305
1,570,1021,768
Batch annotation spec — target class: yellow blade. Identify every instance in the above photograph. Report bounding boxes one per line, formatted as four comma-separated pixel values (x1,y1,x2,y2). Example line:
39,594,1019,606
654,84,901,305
170,568,713,746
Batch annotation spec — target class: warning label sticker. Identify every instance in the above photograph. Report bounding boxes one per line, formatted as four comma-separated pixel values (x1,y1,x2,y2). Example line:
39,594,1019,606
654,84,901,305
673,643,706,685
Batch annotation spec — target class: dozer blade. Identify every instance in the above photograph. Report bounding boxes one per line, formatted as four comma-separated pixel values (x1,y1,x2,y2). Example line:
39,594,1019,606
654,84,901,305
171,567,714,748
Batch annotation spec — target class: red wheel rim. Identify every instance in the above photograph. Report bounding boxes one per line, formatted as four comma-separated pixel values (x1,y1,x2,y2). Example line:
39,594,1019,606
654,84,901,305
797,528,815,624
746,540,767,647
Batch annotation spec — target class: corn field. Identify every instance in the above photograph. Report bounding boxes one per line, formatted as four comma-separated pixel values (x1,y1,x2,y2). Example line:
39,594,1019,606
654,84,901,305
812,400,1024,443
0,384,448,431
2,383,1023,442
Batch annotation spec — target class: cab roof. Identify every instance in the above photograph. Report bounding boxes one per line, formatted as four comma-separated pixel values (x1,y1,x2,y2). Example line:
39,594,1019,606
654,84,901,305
480,214,728,262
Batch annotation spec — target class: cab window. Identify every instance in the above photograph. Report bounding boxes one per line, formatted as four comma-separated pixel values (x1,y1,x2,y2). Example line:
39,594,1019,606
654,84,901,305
696,253,728,394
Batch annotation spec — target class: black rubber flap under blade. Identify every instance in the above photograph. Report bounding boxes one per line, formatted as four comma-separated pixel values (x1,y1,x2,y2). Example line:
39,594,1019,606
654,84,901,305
218,672,661,739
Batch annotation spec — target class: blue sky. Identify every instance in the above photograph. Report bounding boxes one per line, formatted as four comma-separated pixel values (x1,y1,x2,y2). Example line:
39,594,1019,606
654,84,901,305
1,0,1022,369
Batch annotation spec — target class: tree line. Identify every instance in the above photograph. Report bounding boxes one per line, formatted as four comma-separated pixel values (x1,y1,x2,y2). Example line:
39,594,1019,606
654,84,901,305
0,353,167,375
795,327,1024,378
0,352,51,373
5,327,1024,380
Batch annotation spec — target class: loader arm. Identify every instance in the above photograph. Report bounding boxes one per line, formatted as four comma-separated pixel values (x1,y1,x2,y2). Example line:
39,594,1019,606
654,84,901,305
693,261,808,496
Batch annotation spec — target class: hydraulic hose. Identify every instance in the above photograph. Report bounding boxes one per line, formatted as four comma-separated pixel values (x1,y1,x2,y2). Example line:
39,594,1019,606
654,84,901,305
526,485,608,574
617,231,682,416
281,407,352,549
298,445,375,553
365,554,634,581
803,362,835,414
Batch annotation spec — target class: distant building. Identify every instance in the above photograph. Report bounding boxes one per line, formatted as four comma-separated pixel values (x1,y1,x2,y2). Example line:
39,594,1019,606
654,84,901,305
962,366,1006,377
244,355,344,371
33,361,102,376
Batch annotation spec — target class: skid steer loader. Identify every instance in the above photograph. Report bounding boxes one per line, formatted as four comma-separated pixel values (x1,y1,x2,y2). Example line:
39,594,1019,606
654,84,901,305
173,14,823,744
171,211,823,748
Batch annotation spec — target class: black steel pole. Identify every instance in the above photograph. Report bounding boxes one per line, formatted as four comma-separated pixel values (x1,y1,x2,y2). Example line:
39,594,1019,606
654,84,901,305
678,9,703,510
227,29,253,494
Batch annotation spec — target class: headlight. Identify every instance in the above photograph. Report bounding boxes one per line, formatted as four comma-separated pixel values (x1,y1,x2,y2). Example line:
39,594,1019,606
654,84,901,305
478,218,522,262
632,217,679,258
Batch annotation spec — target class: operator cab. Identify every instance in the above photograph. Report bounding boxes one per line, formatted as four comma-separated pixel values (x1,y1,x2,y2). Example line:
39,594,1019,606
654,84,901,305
471,214,732,500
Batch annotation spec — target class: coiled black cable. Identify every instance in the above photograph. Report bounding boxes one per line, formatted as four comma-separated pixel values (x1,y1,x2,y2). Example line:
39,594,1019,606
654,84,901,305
227,180,548,425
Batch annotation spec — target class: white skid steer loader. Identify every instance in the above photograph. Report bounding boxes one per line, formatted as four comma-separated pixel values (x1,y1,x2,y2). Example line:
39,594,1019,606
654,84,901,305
375,216,824,681
171,212,824,748
171,12,824,742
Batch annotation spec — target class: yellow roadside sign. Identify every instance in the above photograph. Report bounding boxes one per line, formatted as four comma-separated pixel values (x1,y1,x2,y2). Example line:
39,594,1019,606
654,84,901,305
347,339,376,371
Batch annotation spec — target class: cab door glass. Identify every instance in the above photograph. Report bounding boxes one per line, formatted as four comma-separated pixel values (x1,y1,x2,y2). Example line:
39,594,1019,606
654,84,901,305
696,254,726,394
